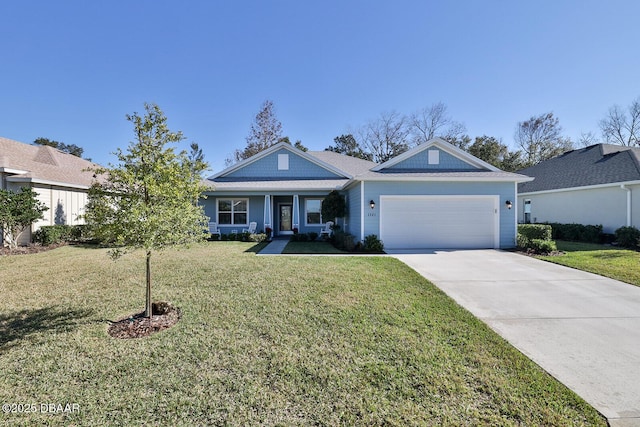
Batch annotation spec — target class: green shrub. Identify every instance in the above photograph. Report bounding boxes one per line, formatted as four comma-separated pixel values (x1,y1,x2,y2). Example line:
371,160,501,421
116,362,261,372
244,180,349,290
291,233,309,242
307,232,318,241
546,223,603,243
529,239,557,254
32,224,89,245
518,224,552,241
249,233,267,243
615,226,640,248
331,231,356,252
362,234,384,253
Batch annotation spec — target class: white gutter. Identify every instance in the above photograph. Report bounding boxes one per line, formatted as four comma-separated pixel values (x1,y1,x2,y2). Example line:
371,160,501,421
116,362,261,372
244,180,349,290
621,184,632,227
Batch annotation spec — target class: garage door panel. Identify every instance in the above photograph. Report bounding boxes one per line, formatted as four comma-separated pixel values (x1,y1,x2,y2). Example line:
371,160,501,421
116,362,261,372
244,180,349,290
380,196,498,249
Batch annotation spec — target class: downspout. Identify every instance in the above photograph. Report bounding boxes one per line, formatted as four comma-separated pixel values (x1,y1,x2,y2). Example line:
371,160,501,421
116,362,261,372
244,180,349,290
621,184,632,227
360,181,365,242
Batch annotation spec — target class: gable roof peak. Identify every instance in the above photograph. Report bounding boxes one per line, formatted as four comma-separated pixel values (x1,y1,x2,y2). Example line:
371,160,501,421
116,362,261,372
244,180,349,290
372,137,500,172
210,141,353,180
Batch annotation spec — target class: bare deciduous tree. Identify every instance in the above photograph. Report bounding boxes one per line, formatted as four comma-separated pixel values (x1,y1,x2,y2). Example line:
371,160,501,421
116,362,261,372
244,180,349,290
358,111,409,163
599,97,640,146
408,102,466,146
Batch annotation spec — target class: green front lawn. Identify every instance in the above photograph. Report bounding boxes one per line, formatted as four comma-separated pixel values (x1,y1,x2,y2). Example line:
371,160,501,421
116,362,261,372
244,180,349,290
0,243,605,425
539,240,640,286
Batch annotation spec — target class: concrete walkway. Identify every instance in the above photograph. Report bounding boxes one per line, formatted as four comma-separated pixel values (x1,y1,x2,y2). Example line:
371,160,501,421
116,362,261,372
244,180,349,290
257,238,290,255
389,249,640,426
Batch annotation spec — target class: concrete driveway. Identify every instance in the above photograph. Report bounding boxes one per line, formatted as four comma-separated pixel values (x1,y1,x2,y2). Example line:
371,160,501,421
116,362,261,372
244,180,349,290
389,249,640,426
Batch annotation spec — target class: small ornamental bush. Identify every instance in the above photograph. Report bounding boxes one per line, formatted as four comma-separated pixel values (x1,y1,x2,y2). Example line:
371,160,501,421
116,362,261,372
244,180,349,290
249,233,267,243
307,232,318,241
615,226,640,248
529,239,557,254
363,234,384,253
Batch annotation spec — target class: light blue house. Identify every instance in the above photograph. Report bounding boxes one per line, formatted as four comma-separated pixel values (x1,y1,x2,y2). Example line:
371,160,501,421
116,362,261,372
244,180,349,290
202,138,533,249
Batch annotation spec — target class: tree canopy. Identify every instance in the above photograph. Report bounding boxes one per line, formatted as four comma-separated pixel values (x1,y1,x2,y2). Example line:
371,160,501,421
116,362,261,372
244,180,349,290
599,97,640,146
85,103,209,317
34,137,85,158
228,100,283,165
325,134,372,161
515,112,573,167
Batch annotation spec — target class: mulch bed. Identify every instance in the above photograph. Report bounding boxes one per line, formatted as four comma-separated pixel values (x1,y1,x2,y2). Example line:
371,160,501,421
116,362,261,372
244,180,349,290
108,302,182,339
0,243,67,256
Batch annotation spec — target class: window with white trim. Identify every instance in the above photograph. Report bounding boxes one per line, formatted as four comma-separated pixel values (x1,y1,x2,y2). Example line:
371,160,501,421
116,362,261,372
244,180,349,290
217,199,248,225
305,199,323,225
428,149,440,165
278,154,289,170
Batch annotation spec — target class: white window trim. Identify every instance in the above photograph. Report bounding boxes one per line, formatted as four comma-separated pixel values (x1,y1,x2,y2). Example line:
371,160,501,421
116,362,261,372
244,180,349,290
217,198,249,226
304,198,324,226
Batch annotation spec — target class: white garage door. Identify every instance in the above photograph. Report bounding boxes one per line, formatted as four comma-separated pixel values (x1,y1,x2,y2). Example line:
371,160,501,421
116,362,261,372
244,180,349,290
380,195,499,249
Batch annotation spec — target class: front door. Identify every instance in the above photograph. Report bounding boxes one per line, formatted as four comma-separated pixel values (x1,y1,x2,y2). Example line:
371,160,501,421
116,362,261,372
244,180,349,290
279,204,292,233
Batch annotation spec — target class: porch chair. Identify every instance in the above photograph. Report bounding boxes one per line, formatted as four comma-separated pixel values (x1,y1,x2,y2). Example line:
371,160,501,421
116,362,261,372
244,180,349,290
320,221,334,239
208,222,221,238
243,221,257,234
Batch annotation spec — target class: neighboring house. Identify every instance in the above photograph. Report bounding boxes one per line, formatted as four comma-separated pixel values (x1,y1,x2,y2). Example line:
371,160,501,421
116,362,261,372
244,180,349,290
517,143,640,234
203,138,532,249
0,136,98,245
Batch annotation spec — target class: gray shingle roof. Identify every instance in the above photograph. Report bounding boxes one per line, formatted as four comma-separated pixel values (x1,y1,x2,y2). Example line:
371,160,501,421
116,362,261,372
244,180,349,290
0,136,99,188
518,144,640,193
307,151,377,176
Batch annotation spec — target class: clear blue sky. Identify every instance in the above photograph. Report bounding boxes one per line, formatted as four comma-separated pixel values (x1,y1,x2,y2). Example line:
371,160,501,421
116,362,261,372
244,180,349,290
2,1,639,173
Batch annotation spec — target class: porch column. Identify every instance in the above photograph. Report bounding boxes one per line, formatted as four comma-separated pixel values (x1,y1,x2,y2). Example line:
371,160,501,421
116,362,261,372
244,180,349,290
264,194,271,228
292,194,300,231
263,195,272,232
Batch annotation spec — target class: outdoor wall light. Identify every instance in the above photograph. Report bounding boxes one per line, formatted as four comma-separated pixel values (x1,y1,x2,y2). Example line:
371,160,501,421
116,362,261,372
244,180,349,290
505,200,513,209
370,200,376,209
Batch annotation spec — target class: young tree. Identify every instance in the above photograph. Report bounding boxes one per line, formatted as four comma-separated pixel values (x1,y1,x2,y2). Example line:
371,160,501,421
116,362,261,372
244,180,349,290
599,97,640,146
515,112,573,167
227,100,283,165
0,187,48,250
85,103,209,318
408,102,466,146
325,134,373,160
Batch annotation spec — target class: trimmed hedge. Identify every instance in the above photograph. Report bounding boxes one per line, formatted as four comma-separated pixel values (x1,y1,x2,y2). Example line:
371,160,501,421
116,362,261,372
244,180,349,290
517,224,556,254
518,224,552,241
545,223,603,243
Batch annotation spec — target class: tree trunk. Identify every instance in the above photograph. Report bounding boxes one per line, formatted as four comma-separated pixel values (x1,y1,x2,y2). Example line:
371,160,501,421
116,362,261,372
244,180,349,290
145,250,152,317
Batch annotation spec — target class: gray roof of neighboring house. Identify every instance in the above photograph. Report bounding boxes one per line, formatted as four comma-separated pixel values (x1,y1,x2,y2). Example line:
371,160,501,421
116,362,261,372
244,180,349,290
518,144,640,193
0,136,99,188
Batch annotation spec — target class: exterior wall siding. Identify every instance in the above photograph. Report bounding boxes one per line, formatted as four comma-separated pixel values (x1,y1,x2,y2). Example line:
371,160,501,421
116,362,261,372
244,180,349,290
386,148,479,171
365,181,516,248
201,190,338,236
223,149,343,179
345,183,362,239
518,185,640,234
